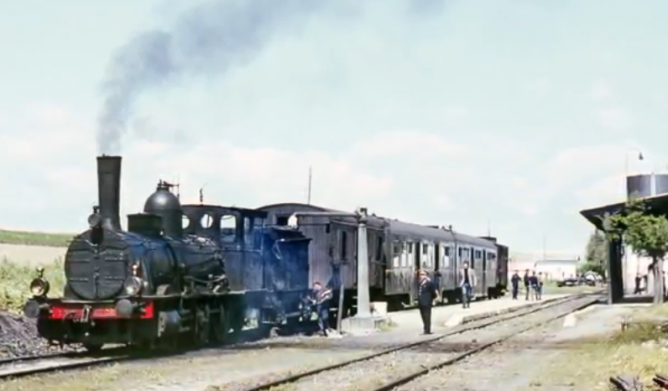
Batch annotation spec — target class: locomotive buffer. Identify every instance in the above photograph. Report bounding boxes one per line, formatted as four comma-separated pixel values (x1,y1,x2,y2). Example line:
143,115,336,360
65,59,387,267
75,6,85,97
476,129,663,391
288,207,388,333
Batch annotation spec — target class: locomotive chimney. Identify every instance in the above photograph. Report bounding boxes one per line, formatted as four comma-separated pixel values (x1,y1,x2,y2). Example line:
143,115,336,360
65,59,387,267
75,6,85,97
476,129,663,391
97,155,122,231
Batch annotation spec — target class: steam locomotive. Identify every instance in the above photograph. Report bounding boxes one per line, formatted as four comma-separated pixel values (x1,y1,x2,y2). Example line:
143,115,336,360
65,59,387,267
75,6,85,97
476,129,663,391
23,156,311,351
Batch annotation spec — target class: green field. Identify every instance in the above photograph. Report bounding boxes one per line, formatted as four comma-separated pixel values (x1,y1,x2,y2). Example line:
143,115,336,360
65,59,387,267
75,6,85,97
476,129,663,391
0,257,65,313
0,229,74,247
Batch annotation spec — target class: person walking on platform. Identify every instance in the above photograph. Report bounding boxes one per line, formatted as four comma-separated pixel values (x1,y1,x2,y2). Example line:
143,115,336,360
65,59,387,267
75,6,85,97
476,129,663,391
511,271,521,300
523,269,531,301
536,271,544,300
458,261,476,309
310,281,333,337
529,271,539,301
417,269,439,335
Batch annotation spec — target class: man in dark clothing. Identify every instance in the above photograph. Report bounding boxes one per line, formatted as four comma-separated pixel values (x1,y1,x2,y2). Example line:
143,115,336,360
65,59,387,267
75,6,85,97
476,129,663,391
529,271,539,301
634,274,642,295
417,269,439,335
310,281,333,337
523,269,531,301
511,271,521,300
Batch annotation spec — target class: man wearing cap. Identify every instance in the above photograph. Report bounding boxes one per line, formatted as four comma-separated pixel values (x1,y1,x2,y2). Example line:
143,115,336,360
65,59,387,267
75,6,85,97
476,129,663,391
417,269,439,335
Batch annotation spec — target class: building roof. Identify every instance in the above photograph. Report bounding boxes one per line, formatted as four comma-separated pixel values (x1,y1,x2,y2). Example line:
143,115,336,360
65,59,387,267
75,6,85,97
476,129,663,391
580,193,668,231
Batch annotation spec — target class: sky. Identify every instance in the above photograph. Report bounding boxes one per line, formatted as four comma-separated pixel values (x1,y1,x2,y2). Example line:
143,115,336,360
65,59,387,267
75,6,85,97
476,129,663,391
1,0,667,256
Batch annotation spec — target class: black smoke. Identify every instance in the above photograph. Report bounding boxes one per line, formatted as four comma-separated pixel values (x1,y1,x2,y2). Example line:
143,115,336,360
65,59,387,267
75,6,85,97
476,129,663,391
97,0,321,154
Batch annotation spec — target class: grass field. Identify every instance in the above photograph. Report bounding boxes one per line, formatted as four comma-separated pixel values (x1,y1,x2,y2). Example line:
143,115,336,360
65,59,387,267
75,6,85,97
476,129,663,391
0,229,74,248
534,305,668,390
0,257,65,313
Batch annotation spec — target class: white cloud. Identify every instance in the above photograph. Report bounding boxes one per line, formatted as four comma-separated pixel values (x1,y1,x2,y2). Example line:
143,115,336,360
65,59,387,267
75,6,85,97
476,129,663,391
597,107,631,131
589,80,613,100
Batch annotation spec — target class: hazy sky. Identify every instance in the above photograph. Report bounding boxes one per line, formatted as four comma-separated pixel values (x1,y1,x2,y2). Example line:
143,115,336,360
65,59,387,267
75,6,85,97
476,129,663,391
1,0,666,255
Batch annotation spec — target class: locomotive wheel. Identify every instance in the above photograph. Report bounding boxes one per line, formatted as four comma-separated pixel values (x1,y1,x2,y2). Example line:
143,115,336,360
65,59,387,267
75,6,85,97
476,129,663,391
211,304,230,343
194,306,211,346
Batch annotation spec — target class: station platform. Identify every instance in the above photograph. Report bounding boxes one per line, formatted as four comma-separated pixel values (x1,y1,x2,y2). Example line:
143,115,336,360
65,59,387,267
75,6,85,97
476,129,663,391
326,294,573,349
387,293,571,330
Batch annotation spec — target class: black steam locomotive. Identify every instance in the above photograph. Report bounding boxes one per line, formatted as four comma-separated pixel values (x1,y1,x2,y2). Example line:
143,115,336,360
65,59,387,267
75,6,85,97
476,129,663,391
23,156,311,351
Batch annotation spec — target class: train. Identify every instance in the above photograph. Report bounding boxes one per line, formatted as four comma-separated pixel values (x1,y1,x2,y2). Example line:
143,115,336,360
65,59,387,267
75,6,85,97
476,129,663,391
23,156,312,351
23,156,508,351
257,203,509,313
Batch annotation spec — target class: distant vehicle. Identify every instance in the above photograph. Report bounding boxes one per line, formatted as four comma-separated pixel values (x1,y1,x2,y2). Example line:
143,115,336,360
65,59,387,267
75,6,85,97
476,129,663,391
556,277,595,287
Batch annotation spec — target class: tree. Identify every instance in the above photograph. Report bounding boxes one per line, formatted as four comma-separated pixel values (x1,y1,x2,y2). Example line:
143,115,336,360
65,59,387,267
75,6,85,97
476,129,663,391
603,200,668,305
577,260,606,278
584,230,608,276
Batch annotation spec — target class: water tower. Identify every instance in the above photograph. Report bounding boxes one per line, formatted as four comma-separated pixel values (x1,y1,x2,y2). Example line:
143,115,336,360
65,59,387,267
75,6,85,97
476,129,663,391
626,173,668,200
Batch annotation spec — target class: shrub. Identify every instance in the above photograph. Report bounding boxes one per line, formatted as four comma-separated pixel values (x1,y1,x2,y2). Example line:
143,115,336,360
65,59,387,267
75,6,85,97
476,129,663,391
0,257,65,313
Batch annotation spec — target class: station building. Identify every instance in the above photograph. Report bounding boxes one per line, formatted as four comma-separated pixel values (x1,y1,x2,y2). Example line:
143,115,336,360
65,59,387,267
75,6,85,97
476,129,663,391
580,172,668,303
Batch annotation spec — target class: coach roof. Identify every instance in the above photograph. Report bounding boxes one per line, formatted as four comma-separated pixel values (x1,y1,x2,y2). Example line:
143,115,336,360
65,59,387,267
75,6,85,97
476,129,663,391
257,202,495,248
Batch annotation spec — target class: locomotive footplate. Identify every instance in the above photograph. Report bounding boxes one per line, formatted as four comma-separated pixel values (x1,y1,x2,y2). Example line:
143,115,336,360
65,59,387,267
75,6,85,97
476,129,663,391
36,300,155,321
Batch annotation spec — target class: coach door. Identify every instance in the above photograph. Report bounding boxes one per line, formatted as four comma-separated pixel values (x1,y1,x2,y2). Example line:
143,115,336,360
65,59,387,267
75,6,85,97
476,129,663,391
411,242,421,303
481,249,487,296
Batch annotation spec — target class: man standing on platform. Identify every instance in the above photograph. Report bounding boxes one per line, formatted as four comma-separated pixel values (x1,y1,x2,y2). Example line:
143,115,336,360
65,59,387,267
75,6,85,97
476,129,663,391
459,261,476,308
511,270,521,300
523,269,531,301
417,269,439,335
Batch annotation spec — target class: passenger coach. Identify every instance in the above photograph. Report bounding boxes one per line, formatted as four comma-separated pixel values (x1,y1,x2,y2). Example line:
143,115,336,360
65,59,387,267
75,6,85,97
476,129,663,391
257,203,508,314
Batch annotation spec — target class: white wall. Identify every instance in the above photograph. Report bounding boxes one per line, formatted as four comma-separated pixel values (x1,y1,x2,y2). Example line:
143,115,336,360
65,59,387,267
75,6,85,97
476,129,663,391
623,247,654,294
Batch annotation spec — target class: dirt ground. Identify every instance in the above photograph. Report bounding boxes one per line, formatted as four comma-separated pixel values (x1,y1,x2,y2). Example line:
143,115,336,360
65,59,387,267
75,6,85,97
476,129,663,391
399,303,650,391
0,296,576,391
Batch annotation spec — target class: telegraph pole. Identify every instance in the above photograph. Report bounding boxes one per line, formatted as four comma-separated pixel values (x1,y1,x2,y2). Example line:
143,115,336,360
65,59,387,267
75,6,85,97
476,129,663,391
307,166,312,205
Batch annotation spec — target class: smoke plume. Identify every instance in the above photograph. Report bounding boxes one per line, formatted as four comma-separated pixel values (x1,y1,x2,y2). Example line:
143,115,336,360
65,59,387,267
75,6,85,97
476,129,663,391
97,0,320,154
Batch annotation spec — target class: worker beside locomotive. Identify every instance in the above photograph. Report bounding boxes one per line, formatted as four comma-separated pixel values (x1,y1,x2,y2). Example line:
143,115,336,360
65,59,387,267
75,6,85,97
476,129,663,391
257,203,509,314
23,156,311,351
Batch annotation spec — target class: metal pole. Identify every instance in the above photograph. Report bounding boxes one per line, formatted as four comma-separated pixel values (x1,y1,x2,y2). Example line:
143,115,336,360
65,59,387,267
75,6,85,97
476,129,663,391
356,207,371,317
307,167,312,205
336,272,344,332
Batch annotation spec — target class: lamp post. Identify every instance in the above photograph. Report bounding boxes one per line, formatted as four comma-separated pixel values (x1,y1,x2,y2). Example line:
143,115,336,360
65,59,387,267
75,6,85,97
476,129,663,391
625,149,644,177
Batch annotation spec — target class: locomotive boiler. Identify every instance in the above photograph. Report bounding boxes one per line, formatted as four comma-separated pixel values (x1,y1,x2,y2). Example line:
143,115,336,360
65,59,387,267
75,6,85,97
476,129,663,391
24,156,234,351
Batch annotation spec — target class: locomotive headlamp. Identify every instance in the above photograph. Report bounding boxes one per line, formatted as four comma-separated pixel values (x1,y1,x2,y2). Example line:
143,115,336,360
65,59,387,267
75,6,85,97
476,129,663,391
123,276,143,296
30,277,50,297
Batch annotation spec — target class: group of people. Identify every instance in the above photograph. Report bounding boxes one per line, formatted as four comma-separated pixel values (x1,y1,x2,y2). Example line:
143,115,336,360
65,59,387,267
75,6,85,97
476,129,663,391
306,261,479,337
510,269,544,301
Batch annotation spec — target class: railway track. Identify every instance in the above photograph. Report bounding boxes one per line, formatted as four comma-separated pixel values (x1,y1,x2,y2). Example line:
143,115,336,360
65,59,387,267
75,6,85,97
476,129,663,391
0,292,597,382
0,325,269,381
232,292,602,391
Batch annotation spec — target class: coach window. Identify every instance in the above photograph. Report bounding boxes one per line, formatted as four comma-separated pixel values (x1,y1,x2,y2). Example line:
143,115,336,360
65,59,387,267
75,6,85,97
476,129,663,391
220,214,237,244
243,217,253,246
392,241,401,268
457,247,462,261
444,246,451,268
429,243,434,267
402,242,411,267
340,230,348,260
200,213,214,229
376,236,384,261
